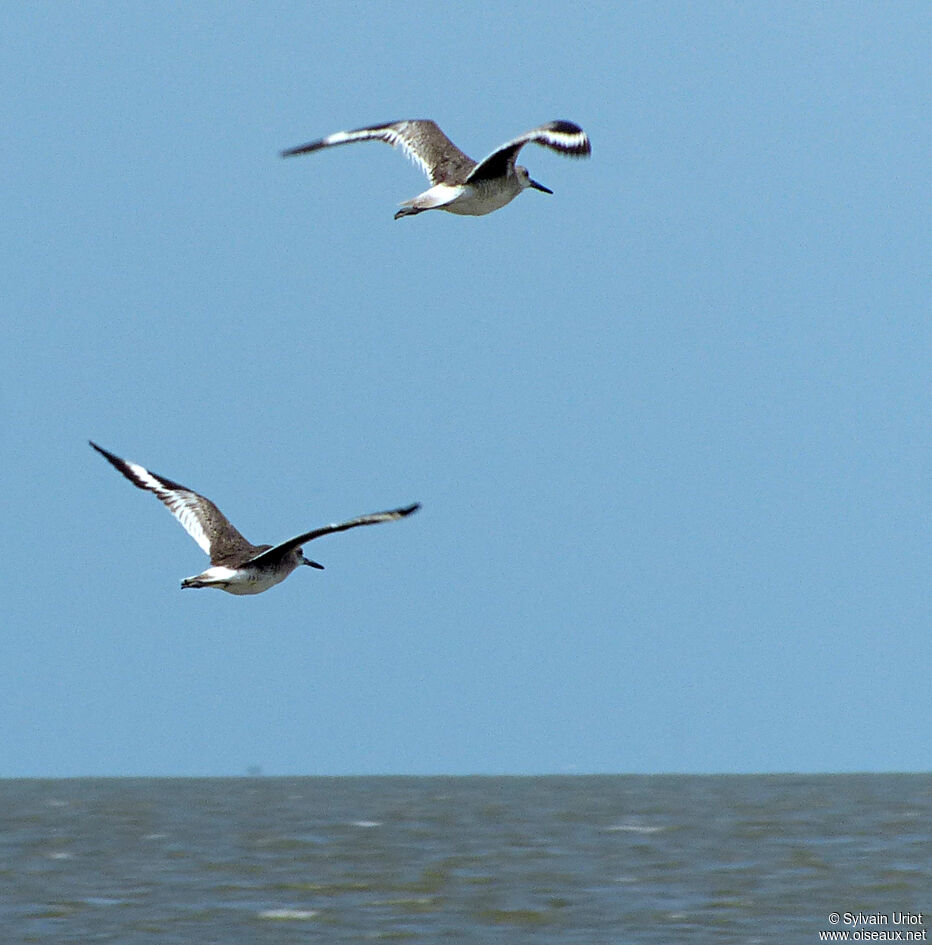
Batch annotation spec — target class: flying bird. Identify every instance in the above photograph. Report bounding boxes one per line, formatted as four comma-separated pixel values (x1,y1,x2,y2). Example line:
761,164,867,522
282,119,591,219
90,441,419,595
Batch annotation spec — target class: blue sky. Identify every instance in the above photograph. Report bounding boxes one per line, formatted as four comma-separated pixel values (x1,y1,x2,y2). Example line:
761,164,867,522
2,2,929,777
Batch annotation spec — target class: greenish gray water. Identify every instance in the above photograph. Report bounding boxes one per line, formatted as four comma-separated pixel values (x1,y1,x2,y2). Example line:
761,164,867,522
2,775,929,943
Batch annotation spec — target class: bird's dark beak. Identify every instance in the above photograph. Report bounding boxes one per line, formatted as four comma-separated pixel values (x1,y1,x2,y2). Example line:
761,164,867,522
529,179,553,194
302,555,325,570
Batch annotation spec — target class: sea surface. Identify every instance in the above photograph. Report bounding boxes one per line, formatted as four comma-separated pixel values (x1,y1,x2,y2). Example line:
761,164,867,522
1,774,929,944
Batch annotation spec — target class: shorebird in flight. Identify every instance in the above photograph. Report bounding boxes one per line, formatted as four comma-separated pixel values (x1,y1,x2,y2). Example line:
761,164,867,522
282,119,591,219
90,442,419,595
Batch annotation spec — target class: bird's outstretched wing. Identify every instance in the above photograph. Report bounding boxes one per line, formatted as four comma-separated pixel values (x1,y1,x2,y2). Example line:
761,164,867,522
89,441,255,561
466,120,591,184
282,120,476,185
245,503,421,568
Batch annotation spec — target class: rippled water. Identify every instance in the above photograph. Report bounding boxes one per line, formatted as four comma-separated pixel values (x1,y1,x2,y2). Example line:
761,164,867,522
2,775,929,943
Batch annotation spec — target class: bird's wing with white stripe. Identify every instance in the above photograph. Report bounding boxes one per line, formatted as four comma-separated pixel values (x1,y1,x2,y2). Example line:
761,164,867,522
89,441,246,558
466,120,591,184
245,503,421,568
282,120,476,185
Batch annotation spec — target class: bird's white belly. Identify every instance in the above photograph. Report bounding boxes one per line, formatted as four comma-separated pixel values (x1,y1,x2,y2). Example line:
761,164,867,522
221,571,288,595
184,565,290,595
401,182,520,217
443,183,520,216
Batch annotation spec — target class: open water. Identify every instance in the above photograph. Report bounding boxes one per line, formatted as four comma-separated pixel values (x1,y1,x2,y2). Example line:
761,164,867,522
2,774,929,944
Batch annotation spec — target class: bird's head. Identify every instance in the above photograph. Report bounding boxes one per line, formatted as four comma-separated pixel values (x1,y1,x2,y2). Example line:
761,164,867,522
300,552,325,570
517,165,553,194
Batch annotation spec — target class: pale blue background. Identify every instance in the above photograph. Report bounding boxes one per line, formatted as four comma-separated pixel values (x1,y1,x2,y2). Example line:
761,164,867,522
2,2,929,776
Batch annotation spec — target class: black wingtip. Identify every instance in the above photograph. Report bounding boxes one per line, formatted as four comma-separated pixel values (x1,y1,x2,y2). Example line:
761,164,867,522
89,440,117,463
549,119,584,135
281,141,321,158
544,120,591,157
